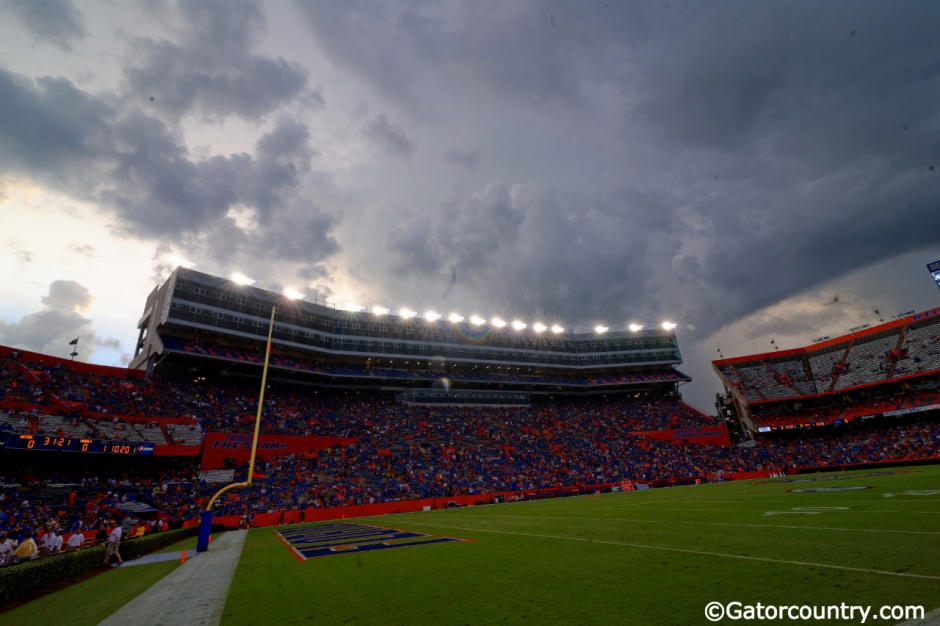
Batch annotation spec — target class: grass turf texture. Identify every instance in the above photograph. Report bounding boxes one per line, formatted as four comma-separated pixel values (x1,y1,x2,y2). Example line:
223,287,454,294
222,466,940,625
1,534,201,625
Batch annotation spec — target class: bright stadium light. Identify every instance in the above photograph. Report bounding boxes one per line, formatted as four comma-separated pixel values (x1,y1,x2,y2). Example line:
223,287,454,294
169,255,195,269
424,311,442,322
345,303,366,312
230,272,255,285
448,313,465,323
533,323,547,333
284,288,304,300
629,323,644,332
470,315,486,326
662,321,677,330
595,325,609,333
511,320,527,331
372,306,390,316
551,325,565,333
491,317,508,328
399,308,417,319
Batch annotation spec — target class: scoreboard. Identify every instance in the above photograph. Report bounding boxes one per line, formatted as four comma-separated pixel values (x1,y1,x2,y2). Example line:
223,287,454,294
929,259,940,291
4,434,154,455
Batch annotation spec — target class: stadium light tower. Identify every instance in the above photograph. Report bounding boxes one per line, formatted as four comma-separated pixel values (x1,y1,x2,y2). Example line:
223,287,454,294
424,311,442,322
198,306,276,552
399,308,417,319
372,306,390,315
284,288,304,300
448,313,465,323
511,320,527,331
491,317,508,328
595,325,609,333
629,323,643,332
662,321,677,330
532,323,547,333
469,315,486,326
551,325,565,333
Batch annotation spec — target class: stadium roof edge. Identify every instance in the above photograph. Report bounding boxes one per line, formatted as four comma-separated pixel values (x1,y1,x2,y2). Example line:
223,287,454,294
711,305,940,367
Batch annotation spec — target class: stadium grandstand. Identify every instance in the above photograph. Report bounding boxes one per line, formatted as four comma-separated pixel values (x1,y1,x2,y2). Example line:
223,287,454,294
713,306,940,434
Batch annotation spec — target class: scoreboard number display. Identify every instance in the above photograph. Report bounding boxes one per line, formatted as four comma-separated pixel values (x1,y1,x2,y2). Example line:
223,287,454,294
5,434,154,455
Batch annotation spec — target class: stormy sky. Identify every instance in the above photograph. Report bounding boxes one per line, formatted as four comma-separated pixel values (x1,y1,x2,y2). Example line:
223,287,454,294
1,0,939,410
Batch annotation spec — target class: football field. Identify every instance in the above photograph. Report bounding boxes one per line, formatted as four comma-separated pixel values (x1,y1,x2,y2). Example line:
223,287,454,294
222,466,940,625
5,466,940,626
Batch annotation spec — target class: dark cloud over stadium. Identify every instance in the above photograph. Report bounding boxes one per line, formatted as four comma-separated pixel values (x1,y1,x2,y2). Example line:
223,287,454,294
0,0,939,406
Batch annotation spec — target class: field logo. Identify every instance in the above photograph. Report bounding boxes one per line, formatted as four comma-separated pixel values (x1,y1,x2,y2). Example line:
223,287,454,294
275,522,471,561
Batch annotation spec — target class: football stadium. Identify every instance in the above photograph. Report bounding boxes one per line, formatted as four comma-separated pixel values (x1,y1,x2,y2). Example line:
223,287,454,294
4,2,940,625
1,267,939,625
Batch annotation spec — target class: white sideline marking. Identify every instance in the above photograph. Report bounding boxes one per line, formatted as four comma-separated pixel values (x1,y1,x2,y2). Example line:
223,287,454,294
435,513,940,536
402,521,940,581
524,500,940,515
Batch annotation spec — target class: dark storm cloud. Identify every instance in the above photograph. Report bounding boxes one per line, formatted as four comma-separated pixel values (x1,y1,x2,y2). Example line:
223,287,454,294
442,149,480,170
0,65,339,271
2,0,87,51
293,0,649,109
303,1,940,338
0,281,120,358
122,0,310,120
362,114,416,158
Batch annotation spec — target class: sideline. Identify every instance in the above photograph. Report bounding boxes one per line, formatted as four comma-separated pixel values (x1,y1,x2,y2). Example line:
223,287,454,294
98,530,247,626
401,521,940,581
437,512,940,535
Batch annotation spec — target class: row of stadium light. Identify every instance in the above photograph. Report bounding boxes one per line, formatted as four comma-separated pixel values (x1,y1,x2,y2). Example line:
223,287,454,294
224,269,677,333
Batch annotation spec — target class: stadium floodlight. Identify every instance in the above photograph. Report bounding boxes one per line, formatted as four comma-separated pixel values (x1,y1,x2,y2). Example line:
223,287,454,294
629,323,643,332
284,288,304,300
469,315,486,326
372,306,390,316
491,317,508,328
551,325,565,333
595,325,609,333
448,313,465,323
511,320,527,331
424,311,442,322
662,321,677,330
345,303,366,312
230,272,255,286
399,308,417,319
169,255,195,269
533,323,547,333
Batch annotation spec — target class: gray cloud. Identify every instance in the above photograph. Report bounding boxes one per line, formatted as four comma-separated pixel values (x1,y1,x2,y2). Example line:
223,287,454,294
442,149,480,170
122,0,310,120
362,114,416,158
0,65,340,281
0,281,120,359
2,0,87,51
41,279,93,311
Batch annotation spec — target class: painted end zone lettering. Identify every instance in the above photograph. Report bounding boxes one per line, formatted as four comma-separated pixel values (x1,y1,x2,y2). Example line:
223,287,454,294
275,522,471,561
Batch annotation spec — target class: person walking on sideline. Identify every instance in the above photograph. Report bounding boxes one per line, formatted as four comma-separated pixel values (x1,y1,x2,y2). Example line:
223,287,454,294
104,520,123,567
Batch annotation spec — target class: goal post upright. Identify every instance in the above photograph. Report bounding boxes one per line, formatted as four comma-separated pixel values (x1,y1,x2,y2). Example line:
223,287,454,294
196,305,276,552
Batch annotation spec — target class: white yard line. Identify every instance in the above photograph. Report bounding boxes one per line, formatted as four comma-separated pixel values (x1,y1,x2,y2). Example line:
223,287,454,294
98,530,247,626
400,521,940,581
435,512,940,535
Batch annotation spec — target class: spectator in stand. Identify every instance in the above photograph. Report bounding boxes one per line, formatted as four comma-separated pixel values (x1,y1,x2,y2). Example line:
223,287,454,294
0,532,11,565
13,531,37,563
66,530,85,551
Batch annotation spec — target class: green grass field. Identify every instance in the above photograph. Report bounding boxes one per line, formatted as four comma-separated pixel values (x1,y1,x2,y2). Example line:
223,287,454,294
224,467,940,625
6,466,940,625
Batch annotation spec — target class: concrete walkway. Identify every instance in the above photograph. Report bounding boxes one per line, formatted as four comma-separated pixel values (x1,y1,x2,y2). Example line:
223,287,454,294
119,550,200,567
99,530,247,626
898,607,940,626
